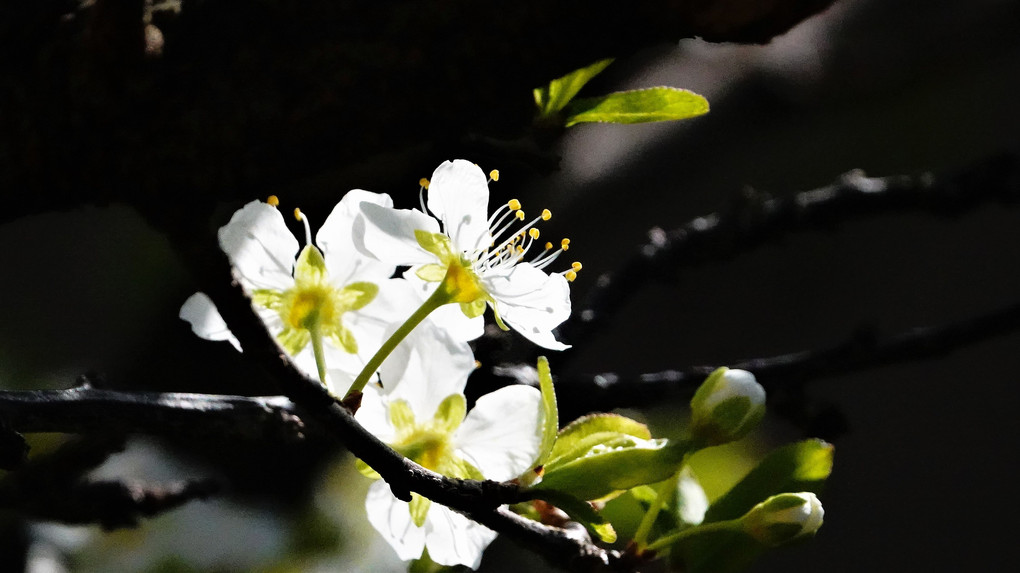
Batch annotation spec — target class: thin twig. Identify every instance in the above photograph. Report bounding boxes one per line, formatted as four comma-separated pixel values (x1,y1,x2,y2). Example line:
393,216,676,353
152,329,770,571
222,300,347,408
559,154,1020,348
551,299,1020,417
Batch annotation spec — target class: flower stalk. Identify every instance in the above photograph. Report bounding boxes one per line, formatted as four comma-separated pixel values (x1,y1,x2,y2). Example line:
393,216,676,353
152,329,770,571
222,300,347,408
343,266,463,405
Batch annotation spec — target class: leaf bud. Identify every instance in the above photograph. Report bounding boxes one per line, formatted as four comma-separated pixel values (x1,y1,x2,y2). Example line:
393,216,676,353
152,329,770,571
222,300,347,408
742,492,824,547
690,368,765,445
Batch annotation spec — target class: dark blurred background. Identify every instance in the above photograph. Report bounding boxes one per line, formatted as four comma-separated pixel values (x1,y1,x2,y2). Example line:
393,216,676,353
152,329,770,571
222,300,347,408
1,0,1019,571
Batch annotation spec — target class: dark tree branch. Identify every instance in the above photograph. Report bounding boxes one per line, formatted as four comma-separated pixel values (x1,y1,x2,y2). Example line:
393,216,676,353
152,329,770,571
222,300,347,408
151,220,622,570
553,299,1020,418
0,388,307,446
0,434,216,529
559,154,1020,348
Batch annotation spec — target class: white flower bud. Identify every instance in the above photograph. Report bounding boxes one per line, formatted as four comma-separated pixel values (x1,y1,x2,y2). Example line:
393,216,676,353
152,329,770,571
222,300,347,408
690,368,766,445
742,492,824,547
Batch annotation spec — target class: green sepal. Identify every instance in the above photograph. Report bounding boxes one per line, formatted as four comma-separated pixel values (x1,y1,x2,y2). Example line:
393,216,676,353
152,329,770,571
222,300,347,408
533,436,693,501
414,230,455,261
416,264,447,282
329,326,358,354
564,87,709,127
294,245,329,285
545,413,651,469
534,58,614,117
432,394,467,434
459,298,486,319
338,281,379,311
276,327,310,355
409,493,431,527
355,458,381,480
531,489,617,543
489,301,509,330
388,399,416,430
703,439,833,523
439,455,485,481
251,289,284,310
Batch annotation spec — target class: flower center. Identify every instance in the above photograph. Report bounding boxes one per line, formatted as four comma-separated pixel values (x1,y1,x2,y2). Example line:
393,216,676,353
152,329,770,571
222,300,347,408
282,283,337,330
252,204,379,357
417,170,585,284
387,394,473,477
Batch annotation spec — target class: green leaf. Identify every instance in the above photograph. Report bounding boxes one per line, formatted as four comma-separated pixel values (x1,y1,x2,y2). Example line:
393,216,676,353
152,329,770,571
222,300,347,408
546,413,651,468
671,529,763,573
535,356,559,468
533,58,614,116
703,439,834,523
534,437,691,501
564,87,709,127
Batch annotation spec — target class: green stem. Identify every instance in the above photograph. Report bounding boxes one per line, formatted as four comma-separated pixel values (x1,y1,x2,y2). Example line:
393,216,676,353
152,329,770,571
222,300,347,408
633,470,681,548
343,283,452,401
645,519,742,552
309,325,328,385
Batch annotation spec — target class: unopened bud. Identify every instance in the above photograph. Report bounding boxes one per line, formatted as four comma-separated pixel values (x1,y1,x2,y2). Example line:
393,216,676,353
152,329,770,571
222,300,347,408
690,368,765,445
742,492,824,546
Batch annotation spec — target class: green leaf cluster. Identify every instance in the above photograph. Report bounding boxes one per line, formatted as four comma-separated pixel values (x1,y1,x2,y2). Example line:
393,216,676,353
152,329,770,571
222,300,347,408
668,440,834,573
533,59,709,128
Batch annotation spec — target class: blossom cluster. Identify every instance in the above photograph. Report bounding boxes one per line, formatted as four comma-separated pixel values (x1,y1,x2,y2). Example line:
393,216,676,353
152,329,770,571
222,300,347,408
181,159,575,568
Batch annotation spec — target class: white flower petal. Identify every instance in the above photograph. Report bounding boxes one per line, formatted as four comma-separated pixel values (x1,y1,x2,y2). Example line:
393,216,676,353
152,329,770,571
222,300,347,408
355,383,397,443
426,160,491,253
365,481,426,562
179,293,241,351
217,200,298,291
317,190,396,284
357,203,440,265
456,385,543,481
378,319,474,418
423,504,497,569
487,266,571,350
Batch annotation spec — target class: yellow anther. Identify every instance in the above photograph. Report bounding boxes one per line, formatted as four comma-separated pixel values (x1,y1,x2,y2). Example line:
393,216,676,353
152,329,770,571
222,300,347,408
565,270,578,282
474,360,482,369
294,208,304,221
515,210,526,221
508,199,522,211
541,209,552,221
419,178,430,189
561,238,571,251
529,228,540,239
571,261,582,272
266,195,280,207
489,169,500,182
545,242,553,250
515,245,524,254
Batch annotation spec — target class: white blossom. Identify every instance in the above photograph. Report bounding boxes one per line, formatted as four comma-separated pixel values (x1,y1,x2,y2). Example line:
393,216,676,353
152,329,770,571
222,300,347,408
355,159,576,350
